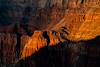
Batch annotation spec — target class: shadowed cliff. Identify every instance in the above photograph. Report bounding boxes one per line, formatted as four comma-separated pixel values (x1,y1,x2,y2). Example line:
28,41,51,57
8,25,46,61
15,36,100,67
0,0,100,67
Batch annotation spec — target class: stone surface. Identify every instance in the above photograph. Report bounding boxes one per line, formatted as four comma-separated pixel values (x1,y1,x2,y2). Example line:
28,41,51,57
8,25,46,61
0,0,100,66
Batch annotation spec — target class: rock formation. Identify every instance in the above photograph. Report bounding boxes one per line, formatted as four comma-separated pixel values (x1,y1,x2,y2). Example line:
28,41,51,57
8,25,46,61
53,6,100,41
19,1,100,67
0,0,100,67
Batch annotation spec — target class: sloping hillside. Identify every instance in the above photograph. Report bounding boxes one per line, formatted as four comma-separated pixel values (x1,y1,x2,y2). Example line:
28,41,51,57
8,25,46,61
53,6,100,41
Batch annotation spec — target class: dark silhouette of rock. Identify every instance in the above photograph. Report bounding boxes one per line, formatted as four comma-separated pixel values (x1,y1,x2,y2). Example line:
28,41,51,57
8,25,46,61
15,36,100,67
0,0,100,67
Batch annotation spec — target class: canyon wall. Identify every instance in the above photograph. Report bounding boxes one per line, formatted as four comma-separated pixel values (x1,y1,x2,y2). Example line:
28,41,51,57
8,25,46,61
0,33,30,66
0,0,100,66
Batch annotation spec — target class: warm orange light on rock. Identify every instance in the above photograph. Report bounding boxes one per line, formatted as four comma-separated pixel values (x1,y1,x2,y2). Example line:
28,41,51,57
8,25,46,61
21,31,47,58
21,2,100,59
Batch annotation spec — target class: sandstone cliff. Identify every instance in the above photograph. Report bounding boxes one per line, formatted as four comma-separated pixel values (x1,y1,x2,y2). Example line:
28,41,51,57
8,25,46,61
20,0,100,66
0,0,100,66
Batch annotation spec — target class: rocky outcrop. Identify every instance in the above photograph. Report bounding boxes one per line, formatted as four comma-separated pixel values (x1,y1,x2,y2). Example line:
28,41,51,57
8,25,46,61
0,0,100,67
20,0,100,58
21,31,47,58
21,30,64,58
16,34,100,67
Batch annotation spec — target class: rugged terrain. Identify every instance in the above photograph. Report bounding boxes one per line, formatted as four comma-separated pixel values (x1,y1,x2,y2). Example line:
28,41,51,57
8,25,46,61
0,0,100,67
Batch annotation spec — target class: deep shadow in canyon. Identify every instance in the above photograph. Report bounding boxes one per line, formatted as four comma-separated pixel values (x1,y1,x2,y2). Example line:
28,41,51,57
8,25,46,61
0,0,100,67
15,36,100,67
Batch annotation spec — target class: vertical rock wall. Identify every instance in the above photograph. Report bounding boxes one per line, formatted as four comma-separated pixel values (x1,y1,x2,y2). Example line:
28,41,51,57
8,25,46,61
0,33,30,66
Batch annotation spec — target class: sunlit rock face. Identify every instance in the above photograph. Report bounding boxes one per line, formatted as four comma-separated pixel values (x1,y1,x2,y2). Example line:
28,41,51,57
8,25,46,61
52,1,100,41
21,31,47,58
17,30,100,67
0,0,100,66
21,30,67,58
19,2,100,66
53,8,100,41
74,8,100,41
20,0,100,59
